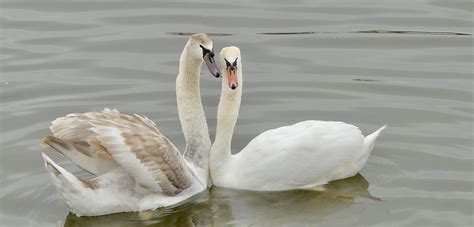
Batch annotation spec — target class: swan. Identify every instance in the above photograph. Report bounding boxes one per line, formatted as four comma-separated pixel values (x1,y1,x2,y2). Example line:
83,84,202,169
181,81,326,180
210,46,386,191
40,33,220,216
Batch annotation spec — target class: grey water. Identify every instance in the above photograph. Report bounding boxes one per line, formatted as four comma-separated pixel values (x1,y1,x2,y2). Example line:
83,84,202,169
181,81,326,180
0,1,472,226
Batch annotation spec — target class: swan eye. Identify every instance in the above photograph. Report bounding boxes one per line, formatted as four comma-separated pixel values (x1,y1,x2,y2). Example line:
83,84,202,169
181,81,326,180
232,58,238,67
224,58,231,68
199,44,212,57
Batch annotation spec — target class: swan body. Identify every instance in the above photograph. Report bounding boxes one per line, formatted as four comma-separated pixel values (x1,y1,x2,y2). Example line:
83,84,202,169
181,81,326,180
41,33,220,216
210,46,386,191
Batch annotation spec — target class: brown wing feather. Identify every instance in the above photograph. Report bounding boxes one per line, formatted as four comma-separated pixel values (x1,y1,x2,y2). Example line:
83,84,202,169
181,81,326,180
50,108,159,158
121,132,192,195
47,108,193,195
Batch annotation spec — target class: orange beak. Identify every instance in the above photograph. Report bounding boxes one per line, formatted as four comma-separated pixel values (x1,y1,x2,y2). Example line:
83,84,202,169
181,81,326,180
227,67,238,90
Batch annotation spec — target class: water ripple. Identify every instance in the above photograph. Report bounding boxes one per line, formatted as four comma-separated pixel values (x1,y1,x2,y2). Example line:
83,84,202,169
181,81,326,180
1,1,472,226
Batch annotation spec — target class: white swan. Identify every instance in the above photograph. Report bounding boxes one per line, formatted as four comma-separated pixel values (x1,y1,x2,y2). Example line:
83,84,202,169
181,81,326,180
210,46,386,191
41,33,220,216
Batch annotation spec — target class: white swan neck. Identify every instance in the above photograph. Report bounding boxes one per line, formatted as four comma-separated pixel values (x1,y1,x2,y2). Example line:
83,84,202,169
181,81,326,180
176,44,211,174
210,67,243,183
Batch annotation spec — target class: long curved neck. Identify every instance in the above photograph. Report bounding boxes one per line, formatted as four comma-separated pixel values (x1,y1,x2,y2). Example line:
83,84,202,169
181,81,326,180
210,68,242,183
176,44,211,175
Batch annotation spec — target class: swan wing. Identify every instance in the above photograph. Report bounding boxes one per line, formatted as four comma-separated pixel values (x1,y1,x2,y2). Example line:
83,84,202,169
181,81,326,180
45,108,126,175
235,121,364,190
48,108,194,195
89,111,194,196
50,108,159,144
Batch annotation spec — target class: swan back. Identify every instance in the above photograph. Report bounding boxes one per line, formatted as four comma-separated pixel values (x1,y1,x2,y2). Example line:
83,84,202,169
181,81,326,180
220,121,364,190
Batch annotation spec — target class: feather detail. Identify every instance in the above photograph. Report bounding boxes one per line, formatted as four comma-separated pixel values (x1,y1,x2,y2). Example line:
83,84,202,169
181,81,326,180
42,136,117,175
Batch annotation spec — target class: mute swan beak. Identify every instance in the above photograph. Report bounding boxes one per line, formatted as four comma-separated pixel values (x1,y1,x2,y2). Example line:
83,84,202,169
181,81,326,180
201,45,221,78
225,57,238,89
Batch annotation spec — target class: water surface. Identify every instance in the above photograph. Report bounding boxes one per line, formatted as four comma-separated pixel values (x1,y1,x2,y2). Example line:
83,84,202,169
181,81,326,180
1,1,473,226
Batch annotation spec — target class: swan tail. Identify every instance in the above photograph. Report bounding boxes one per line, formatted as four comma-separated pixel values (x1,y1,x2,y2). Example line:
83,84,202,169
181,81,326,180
41,153,99,216
42,136,116,175
363,125,387,154
333,125,386,179
41,152,94,192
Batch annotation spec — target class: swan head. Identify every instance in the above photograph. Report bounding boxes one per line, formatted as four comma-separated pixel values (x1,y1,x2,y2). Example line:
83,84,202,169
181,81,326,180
187,33,221,78
220,46,242,90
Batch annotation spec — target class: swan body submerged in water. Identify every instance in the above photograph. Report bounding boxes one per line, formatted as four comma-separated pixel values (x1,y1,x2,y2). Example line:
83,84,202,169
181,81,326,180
41,33,220,216
210,46,386,191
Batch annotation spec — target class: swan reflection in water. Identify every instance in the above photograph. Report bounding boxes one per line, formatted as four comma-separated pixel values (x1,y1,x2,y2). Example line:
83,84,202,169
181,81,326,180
63,174,379,226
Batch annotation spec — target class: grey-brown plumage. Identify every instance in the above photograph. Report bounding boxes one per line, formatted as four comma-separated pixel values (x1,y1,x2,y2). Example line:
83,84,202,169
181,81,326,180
40,33,217,216
121,132,191,195
42,135,117,175
44,108,193,195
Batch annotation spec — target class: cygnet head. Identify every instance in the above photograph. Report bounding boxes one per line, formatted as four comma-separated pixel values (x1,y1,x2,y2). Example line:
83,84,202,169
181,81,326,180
187,33,221,78
219,46,242,91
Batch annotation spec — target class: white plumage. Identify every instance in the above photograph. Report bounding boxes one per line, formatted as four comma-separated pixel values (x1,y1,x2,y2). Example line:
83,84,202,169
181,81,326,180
210,46,386,191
